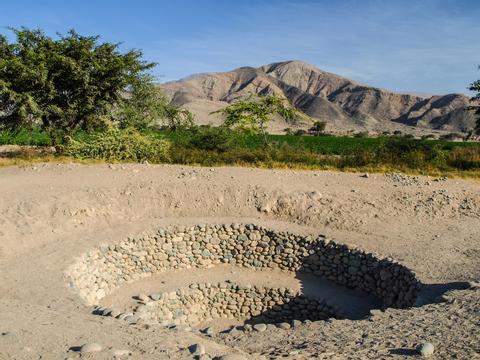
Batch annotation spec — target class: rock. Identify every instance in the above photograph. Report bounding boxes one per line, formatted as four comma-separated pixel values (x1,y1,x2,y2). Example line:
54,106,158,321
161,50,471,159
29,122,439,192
80,342,102,353
101,308,112,316
277,322,291,330
291,319,302,328
190,343,206,356
369,309,383,316
253,323,267,332
203,327,214,336
173,324,192,332
237,234,248,242
112,349,131,357
243,324,253,332
217,355,248,360
417,342,434,357
124,315,138,323
150,293,161,301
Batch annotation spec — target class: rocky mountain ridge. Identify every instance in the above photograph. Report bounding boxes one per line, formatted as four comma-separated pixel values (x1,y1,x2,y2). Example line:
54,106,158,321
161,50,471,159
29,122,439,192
162,60,477,134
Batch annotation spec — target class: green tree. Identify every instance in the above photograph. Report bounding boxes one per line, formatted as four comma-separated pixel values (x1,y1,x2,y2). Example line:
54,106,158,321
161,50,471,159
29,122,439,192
117,80,194,131
469,69,480,135
309,121,327,136
117,80,169,129
162,103,194,131
215,95,298,146
0,28,154,144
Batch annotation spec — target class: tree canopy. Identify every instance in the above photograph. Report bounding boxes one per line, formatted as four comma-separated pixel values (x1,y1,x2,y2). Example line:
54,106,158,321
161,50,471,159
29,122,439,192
309,121,327,136
0,28,155,143
215,95,299,145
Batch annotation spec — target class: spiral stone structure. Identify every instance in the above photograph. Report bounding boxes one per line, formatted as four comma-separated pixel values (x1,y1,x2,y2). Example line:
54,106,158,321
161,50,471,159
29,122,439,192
66,223,419,326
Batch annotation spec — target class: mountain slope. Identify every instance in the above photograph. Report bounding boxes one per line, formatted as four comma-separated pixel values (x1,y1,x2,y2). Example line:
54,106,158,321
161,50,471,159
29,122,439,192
162,60,477,134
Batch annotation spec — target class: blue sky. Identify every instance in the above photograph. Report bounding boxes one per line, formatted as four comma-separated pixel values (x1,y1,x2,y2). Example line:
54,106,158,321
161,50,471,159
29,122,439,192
1,0,479,95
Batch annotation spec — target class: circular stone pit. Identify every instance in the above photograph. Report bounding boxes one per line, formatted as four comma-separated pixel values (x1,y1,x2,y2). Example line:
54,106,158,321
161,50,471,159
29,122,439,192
66,223,419,327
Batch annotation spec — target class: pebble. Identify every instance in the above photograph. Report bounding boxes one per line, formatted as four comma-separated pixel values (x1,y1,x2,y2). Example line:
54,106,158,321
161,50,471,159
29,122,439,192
112,349,131,357
79,342,103,353
150,293,161,301
277,322,291,330
218,355,248,360
253,323,267,332
417,342,434,357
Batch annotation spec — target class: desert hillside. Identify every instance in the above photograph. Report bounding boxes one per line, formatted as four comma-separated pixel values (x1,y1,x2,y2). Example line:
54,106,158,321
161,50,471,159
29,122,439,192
162,60,477,134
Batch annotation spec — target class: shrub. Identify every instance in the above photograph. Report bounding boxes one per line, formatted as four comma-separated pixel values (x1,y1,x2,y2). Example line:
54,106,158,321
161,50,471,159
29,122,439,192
447,147,480,170
294,129,307,136
440,132,463,141
309,121,327,136
354,131,369,138
63,128,171,162
188,126,234,152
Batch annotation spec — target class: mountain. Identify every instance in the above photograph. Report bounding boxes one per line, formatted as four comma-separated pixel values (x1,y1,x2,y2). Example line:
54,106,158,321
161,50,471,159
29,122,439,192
161,60,477,134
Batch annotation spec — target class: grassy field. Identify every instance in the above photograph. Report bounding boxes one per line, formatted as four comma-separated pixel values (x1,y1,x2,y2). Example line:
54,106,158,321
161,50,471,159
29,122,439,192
155,130,477,154
1,127,479,177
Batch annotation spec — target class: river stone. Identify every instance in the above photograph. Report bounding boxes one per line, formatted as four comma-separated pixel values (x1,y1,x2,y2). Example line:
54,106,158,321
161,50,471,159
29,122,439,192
417,342,434,357
277,322,291,330
80,342,102,353
237,234,248,242
253,323,267,332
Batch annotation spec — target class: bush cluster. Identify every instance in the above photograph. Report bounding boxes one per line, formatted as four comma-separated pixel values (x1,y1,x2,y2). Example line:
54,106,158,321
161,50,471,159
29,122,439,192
63,128,170,162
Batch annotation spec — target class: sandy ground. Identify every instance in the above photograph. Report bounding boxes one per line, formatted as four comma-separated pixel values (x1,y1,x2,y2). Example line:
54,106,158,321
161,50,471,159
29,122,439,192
0,163,479,359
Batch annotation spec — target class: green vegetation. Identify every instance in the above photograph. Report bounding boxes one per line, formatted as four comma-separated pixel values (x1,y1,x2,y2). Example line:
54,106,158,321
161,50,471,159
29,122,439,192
0,28,478,177
1,126,478,176
63,128,170,162
214,95,301,146
309,121,327,136
0,28,157,143
0,27,195,143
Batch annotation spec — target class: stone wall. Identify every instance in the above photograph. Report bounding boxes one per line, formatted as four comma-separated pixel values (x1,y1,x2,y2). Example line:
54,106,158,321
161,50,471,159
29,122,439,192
66,223,418,309
122,282,337,327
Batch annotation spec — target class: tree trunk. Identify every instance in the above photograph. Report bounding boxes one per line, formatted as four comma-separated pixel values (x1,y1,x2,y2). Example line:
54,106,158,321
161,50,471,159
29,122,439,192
260,121,269,147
